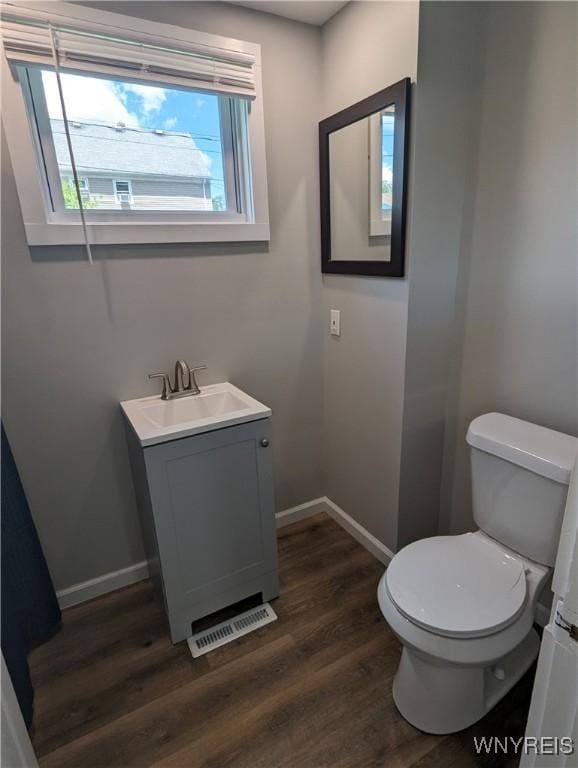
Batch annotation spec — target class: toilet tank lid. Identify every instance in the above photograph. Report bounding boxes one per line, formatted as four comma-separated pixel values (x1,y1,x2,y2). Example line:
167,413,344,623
466,413,577,485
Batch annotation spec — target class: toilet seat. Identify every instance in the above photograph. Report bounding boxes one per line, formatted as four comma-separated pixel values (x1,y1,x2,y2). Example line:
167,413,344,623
386,532,527,639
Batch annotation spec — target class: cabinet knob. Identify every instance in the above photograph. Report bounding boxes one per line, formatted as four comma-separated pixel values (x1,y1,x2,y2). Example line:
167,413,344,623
260,438,269,447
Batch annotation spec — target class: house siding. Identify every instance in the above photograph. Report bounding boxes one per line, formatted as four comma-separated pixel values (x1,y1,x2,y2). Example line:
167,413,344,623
71,175,214,211
86,177,112,196
131,178,208,198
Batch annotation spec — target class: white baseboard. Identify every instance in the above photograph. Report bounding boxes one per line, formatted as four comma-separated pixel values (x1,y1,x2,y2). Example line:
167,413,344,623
275,497,326,528
280,497,552,623
58,498,327,610
57,496,393,610
322,496,394,565
56,560,149,610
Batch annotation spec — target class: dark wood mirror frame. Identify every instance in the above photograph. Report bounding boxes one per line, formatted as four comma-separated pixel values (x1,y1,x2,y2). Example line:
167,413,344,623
319,78,411,277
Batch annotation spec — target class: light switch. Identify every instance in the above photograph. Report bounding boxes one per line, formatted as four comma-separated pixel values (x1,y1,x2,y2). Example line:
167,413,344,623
330,309,341,337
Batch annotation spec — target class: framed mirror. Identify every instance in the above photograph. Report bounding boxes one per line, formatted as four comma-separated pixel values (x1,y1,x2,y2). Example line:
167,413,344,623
319,78,410,277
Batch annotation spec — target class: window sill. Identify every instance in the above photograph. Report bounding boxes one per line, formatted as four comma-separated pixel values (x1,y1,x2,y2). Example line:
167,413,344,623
24,221,270,247
369,218,392,237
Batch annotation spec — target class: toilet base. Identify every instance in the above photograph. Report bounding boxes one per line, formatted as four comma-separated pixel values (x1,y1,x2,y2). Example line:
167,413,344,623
392,628,540,734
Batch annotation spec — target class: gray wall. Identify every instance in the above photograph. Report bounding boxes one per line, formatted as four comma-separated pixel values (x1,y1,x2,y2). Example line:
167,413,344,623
320,1,419,552
1,1,324,590
4,0,575,594
321,0,577,555
440,1,578,535
396,2,488,548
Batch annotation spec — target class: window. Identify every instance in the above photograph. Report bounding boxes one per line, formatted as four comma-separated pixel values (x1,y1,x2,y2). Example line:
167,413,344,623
369,105,395,237
26,68,248,217
114,181,133,206
2,2,269,245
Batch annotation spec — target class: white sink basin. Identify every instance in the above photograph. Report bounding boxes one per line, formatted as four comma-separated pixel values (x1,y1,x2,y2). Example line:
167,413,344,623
121,382,271,446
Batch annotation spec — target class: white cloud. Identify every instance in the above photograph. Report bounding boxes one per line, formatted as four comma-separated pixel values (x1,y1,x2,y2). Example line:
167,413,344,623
195,97,206,109
122,83,167,114
163,116,178,131
42,71,139,127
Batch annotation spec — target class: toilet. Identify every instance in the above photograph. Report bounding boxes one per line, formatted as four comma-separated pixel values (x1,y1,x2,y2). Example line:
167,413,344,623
378,412,577,735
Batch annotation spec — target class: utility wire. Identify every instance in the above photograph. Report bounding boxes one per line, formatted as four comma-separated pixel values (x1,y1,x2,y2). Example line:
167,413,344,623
50,117,222,142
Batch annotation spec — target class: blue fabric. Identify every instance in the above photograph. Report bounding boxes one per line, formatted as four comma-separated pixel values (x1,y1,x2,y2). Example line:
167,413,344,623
1,424,61,728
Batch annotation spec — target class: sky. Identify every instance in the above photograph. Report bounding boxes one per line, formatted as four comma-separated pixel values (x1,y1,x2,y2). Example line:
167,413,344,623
42,70,226,198
382,114,394,181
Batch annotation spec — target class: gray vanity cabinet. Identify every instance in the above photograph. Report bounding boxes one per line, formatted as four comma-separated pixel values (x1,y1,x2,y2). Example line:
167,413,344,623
127,418,279,643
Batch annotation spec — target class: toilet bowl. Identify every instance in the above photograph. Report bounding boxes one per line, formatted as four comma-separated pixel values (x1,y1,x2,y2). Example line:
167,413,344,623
378,413,577,734
378,531,548,733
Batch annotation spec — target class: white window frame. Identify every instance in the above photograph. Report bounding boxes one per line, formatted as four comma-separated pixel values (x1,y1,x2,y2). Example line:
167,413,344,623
23,67,245,220
1,2,270,246
113,179,133,205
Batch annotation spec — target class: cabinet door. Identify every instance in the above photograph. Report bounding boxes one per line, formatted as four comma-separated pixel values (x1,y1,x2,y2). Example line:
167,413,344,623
144,419,276,615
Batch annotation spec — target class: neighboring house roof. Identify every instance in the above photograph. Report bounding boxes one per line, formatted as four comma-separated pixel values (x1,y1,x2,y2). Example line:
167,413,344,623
51,119,212,180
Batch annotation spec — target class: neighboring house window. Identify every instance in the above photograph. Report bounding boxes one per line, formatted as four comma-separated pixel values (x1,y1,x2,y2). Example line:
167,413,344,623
114,180,133,206
2,2,269,245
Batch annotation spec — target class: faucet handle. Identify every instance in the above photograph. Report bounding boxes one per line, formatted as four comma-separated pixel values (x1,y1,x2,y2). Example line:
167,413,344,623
187,365,207,394
148,372,171,400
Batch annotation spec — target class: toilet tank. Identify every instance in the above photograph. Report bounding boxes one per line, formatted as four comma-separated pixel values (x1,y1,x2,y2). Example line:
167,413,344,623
467,413,577,566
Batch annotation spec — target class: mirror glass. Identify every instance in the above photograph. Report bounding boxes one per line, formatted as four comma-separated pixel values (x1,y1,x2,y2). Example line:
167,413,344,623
329,104,395,262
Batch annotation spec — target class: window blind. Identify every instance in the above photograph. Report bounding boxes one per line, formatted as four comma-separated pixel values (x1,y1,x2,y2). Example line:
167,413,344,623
1,6,256,98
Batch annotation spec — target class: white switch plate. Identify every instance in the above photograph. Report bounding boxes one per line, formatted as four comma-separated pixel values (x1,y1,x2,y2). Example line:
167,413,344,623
330,309,341,336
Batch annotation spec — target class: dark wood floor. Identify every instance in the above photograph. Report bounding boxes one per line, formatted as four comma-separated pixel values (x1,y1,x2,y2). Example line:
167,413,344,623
29,513,535,768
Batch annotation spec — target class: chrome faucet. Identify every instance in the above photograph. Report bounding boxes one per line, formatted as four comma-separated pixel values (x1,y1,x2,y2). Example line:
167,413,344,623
148,360,207,400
